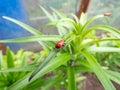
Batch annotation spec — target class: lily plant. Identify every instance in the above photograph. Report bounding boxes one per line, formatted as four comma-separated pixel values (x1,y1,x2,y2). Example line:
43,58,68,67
1,7,120,90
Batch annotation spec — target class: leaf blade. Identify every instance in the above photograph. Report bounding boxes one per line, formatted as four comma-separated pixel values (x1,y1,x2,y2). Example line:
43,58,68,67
2,16,42,35
6,47,14,68
87,46,120,52
7,53,71,90
82,51,115,90
0,35,62,43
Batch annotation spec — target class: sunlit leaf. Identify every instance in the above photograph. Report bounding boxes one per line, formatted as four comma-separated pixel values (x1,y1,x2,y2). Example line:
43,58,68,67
3,16,42,35
0,35,62,43
80,13,87,25
87,46,120,52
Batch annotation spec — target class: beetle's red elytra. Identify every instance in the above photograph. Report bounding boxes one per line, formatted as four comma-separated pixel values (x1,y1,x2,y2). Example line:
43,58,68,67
104,13,111,16
55,40,65,49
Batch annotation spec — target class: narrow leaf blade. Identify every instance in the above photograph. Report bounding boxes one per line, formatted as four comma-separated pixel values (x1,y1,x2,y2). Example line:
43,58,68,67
88,47,120,52
0,35,62,43
7,53,71,90
82,51,115,90
6,47,14,68
3,16,42,35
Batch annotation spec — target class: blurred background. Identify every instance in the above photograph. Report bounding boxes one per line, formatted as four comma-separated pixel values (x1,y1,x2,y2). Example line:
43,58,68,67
24,0,120,28
0,0,120,52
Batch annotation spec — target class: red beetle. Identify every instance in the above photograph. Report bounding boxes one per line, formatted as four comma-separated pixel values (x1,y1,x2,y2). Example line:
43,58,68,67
104,13,111,16
55,40,65,49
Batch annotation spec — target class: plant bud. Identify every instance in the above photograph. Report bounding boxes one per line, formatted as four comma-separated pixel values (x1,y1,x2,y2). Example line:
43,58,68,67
104,13,111,16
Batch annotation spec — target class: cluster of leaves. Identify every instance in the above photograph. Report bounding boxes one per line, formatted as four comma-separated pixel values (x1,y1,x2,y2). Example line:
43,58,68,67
0,7,120,90
0,48,39,90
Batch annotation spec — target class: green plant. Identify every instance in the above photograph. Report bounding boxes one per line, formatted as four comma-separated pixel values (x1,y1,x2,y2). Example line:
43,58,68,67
0,48,39,90
1,7,120,90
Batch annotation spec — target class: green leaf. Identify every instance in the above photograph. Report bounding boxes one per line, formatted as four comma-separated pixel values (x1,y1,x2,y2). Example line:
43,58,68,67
74,66,92,74
6,47,14,68
87,46,120,52
59,18,78,33
70,14,80,23
0,51,3,70
42,75,62,90
2,16,48,50
58,22,74,33
79,59,90,68
7,53,71,90
80,13,87,25
105,70,120,85
82,25,120,38
57,24,68,36
81,15,104,31
25,79,43,90
0,64,37,72
29,50,58,81
40,6,54,21
80,38,120,50
60,18,77,28
0,35,62,43
51,7,66,18
31,53,71,81
2,16,42,35
82,51,115,90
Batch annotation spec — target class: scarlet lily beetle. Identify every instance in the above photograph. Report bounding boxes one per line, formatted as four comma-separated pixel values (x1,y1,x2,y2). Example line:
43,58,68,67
104,13,111,16
55,40,65,49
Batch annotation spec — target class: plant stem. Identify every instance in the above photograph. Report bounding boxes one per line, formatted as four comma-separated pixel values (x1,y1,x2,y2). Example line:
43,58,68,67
67,66,76,90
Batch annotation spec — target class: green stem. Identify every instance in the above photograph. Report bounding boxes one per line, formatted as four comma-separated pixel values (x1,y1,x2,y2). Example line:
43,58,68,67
67,66,76,90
